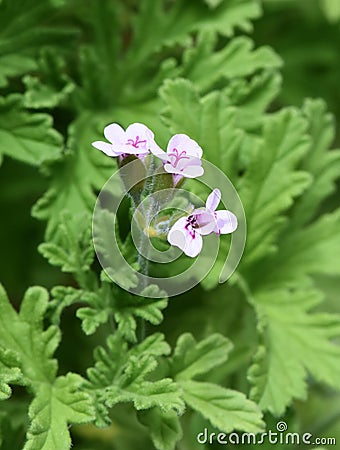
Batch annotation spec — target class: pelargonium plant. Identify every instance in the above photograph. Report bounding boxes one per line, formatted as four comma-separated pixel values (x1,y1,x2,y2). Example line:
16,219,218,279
92,122,237,259
1,1,340,450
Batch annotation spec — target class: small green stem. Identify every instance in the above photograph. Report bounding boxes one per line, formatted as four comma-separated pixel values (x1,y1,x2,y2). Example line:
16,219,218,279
135,156,158,342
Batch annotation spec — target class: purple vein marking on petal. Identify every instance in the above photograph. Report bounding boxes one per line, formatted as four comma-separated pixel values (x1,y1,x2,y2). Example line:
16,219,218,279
184,215,199,238
167,148,190,167
126,136,147,148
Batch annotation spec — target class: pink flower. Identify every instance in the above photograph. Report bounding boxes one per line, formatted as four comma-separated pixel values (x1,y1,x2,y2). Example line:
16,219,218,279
92,123,158,158
167,189,238,257
151,134,204,182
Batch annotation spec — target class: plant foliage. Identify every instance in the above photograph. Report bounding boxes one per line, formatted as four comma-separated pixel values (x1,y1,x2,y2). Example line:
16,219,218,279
1,0,340,449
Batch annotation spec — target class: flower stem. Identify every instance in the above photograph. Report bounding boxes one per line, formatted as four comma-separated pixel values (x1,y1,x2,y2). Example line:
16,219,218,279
135,156,158,342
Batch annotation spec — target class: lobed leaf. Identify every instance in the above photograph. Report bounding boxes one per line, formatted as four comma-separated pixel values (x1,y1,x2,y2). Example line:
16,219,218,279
23,50,75,109
0,347,23,400
256,208,340,289
24,374,94,450
0,95,63,167
170,333,233,381
248,288,340,416
32,114,116,238
239,108,312,266
180,380,264,433
161,78,244,183
114,285,168,343
138,408,183,450
106,379,184,415
0,0,75,87
0,285,59,385
86,333,182,426
0,286,94,449
127,0,261,71
38,211,94,274
181,32,281,94
289,99,340,228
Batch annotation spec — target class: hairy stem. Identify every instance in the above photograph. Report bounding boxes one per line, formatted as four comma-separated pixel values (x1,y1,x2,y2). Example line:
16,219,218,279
135,156,158,342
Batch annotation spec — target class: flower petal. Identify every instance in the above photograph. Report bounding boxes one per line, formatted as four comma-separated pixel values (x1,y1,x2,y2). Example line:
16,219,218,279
104,123,125,144
167,134,203,159
214,210,238,234
126,122,154,140
167,217,203,257
176,155,201,170
92,141,117,156
195,210,216,235
206,188,221,212
184,232,203,257
123,122,157,154
150,145,168,161
163,162,204,178
181,164,204,178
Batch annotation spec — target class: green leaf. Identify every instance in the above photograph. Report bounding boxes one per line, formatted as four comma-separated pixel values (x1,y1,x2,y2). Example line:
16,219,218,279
76,286,112,336
289,99,340,228
0,95,63,166
224,71,282,130
180,380,264,433
32,113,116,238
138,408,183,450
93,210,138,292
24,373,95,450
23,50,75,109
0,347,23,400
114,285,168,343
106,377,184,414
248,288,340,416
0,285,59,385
86,333,183,426
87,333,171,390
241,100,340,292
258,208,340,289
239,108,312,267
161,78,245,182
48,286,84,325
38,211,94,273
127,0,261,71
181,32,281,94
0,0,75,87
0,287,94,448
51,282,112,336
170,333,233,381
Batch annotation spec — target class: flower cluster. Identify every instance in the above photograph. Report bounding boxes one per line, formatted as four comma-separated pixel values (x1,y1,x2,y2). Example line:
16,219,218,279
92,122,237,257
92,122,203,184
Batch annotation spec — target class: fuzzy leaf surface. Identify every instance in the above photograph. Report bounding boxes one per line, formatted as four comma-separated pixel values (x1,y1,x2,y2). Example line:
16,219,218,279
0,347,22,400
0,285,59,385
0,95,63,167
249,288,340,416
170,333,233,381
24,374,94,450
138,408,183,450
180,380,263,433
